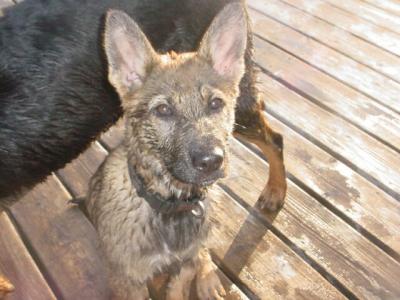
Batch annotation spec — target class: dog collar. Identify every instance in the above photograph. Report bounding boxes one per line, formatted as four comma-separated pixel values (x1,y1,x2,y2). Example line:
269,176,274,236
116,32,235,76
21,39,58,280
127,162,205,217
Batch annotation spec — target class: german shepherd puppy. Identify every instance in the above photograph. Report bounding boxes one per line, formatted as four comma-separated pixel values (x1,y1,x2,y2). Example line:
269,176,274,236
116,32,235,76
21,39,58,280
85,5,247,299
0,0,286,212
0,0,287,297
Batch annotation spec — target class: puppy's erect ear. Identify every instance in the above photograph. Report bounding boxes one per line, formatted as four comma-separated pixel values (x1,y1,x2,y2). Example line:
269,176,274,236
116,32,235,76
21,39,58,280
198,3,248,83
104,10,156,96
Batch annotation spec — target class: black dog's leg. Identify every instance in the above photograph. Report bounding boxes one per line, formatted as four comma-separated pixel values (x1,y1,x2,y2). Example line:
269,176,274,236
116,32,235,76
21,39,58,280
234,25,287,211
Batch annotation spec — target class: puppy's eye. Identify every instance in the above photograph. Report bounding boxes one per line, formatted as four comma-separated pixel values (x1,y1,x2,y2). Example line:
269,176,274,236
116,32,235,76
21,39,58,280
155,104,173,117
209,97,224,111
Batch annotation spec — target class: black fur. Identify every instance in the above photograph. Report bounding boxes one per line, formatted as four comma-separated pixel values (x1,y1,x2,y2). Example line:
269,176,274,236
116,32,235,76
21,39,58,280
0,0,260,200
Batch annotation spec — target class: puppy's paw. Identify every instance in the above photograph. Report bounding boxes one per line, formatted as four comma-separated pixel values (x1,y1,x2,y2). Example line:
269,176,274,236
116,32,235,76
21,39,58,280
0,275,14,299
257,182,286,212
111,281,149,300
196,270,226,300
166,279,192,300
166,288,185,300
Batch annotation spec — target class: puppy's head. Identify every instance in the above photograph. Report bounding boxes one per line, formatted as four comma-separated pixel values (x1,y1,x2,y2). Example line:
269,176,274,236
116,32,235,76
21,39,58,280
104,3,247,187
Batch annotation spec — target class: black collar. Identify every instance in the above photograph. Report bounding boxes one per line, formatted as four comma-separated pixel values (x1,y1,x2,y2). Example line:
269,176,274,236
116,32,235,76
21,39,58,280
127,161,205,216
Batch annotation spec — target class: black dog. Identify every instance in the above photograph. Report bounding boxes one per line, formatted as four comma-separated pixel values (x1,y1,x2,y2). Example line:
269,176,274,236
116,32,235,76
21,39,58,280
0,0,286,211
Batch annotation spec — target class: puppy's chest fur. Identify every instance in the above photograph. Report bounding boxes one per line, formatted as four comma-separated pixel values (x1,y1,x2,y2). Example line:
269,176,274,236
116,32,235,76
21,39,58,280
86,147,210,283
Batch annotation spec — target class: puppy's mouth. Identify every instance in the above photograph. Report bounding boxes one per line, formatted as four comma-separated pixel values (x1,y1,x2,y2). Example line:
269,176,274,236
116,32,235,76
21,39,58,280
197,170,225,187
171,168,225,187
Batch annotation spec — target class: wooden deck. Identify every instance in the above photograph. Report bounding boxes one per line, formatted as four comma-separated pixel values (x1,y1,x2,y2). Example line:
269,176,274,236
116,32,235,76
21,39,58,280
1,0,400,299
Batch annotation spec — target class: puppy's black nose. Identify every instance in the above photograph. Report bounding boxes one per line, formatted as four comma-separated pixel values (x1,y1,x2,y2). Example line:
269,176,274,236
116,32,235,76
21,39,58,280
191,147,224,173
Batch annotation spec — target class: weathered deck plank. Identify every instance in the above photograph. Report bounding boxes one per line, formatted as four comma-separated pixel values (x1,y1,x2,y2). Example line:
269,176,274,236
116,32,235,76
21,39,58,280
0,213,56,300
323,0,400,34
281,0,400,56
222,139,400,299
8,178,109,300
254,37,400,152
248,0,400,83
362,0,400,16
255,44,400,200
251,7,400,115
263,112,400,254
57,142,108,198
209,189,343,300
249,9,400,152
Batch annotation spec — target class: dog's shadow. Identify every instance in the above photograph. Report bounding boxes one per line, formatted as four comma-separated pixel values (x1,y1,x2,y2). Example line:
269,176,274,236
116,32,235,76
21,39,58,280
214,193,280,299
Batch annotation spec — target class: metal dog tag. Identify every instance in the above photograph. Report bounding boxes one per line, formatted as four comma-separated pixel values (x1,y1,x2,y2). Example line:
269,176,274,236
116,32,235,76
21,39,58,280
191,201,205,218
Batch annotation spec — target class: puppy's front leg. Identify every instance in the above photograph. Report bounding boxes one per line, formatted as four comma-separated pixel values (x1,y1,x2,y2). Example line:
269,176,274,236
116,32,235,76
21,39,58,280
196,248,225,300
166,261,196,300
234,109,287,212
109,275,149,300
